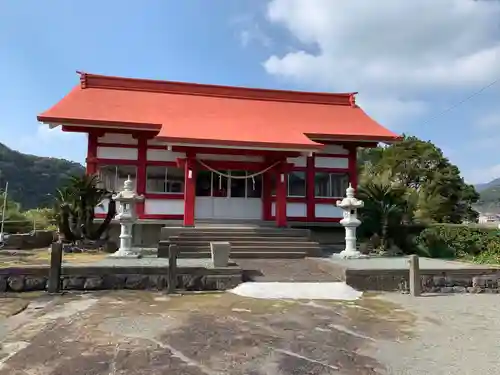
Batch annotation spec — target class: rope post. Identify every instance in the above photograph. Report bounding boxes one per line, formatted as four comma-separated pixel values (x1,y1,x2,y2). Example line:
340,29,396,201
48,242,63,293
167,244,178,294
408,255,421,296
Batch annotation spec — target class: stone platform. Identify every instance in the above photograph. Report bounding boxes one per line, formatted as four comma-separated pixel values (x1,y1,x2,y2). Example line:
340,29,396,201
0,256,243,293
324,255,500,293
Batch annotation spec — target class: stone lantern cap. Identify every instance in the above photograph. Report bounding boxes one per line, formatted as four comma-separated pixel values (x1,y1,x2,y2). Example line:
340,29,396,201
336,184,364,209
112,176,144,202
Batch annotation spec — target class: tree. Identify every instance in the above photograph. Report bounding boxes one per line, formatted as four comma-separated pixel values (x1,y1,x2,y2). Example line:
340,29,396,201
0,142,85,210
357,170,410,251
0,192,33,233
54,175,116,243
358,135,478,224
24,208,58,230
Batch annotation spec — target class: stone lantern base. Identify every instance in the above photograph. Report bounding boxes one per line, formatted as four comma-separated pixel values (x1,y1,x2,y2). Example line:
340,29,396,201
109,250,142,259
336,250,368,259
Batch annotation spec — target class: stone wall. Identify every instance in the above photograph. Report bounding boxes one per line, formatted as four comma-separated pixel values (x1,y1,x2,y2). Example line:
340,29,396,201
0,267,242,293
421,274,500,294
344,268,500,293
4,230,55,250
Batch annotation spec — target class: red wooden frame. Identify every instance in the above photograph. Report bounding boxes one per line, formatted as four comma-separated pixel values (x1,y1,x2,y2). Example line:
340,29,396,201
88,133,360,224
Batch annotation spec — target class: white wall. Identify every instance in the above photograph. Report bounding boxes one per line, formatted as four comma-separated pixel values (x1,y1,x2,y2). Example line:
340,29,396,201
146,149,185,162
97,146,138,160
98,133,138,145
271,202,307,217
196,197,262,220
318,144,349,155
314,156,349,169
315,204,343,218
95,198,110,214
147,138,167,146
144,199,184,215
197,154,263,162
287,156,307,167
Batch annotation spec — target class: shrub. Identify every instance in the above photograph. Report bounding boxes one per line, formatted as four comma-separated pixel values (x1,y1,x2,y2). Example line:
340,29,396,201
358,223,427,255
416,224,500,259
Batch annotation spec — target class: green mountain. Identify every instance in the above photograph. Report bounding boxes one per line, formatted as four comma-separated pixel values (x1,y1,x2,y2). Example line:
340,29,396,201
0,142,85,209
476,178,500,193
475,178,500,213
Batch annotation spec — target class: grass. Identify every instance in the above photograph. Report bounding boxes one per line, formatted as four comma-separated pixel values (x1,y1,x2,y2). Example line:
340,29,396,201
460,250,500,266
0,249,107,268
0,298,30,317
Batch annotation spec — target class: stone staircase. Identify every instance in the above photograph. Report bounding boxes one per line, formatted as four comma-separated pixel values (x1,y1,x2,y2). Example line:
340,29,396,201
158,226,323,259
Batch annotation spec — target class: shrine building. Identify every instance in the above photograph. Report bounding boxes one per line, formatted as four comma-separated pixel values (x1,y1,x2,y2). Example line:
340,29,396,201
37,72,399,238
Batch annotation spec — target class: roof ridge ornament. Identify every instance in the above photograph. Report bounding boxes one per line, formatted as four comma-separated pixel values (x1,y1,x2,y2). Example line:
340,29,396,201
74,72,356,106
349,93,357,107
76,71,88,89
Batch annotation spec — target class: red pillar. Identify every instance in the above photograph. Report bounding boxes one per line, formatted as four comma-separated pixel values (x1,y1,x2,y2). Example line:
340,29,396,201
275,163,287,227
86,132,98,175
183,157,196,226
347,145,358,189
262,158,272,221
136,137,147,218
306,153,315,221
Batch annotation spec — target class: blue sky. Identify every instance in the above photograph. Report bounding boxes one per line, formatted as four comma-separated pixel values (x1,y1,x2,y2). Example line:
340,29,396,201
1,0,500,184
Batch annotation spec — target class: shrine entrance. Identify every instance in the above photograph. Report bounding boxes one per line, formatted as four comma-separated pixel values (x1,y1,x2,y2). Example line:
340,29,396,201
194,169,263,220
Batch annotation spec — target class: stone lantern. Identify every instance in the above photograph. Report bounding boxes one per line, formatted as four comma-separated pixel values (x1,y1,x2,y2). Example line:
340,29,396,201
336,184,365,259
109,176,144,258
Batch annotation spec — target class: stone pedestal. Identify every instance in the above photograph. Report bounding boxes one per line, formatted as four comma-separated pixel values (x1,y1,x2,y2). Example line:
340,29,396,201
110,221,138,258
210,242,231,267
109,176,144,258
339,223,366,259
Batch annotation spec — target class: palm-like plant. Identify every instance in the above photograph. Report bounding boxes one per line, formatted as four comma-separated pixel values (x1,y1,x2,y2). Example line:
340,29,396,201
358,179,409,252
54,175,116,243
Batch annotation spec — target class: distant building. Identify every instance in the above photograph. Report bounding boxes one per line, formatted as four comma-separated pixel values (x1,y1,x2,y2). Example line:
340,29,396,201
478,213,500,224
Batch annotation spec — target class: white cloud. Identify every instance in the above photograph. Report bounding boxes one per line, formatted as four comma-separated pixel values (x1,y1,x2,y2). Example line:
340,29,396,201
357,97,428,129
16,125,86,162
262,0,500,125
232,14,272,48
475,112,500,130
240,25,272,48
35,125,69,140
466,164,500,185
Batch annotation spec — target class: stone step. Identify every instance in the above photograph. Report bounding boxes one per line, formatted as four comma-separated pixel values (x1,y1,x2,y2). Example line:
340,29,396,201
175,231,311,238
170,226,308,232
170,237,318,246
172,237,313,243
175,245,318,252
174,244,320,249
175,233,311,238
177,251,306,259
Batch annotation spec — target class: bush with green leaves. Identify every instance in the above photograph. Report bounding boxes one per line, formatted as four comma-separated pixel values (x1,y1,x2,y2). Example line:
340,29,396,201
0,193,33,233
54,174,116,243
415,224,500,260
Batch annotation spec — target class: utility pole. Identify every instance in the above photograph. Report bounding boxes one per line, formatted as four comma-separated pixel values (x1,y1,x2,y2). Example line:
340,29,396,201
0,182,8,240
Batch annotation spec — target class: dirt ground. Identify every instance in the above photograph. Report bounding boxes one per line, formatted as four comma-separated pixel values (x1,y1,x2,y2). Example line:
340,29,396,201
0,290,411,375
0,292,500,375
1,255,499,374
0,289,498,374
0,250,107,267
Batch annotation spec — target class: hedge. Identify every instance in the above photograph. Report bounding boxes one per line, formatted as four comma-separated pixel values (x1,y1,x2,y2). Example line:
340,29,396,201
359,222,500,260
415,224,500,259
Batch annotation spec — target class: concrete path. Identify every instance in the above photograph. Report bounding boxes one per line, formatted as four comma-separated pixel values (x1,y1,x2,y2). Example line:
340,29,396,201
237,258,345,282
329,255,497,270
373,293,500,375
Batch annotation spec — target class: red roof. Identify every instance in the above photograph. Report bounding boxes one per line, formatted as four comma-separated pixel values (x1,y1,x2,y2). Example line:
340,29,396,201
38,72,400,150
